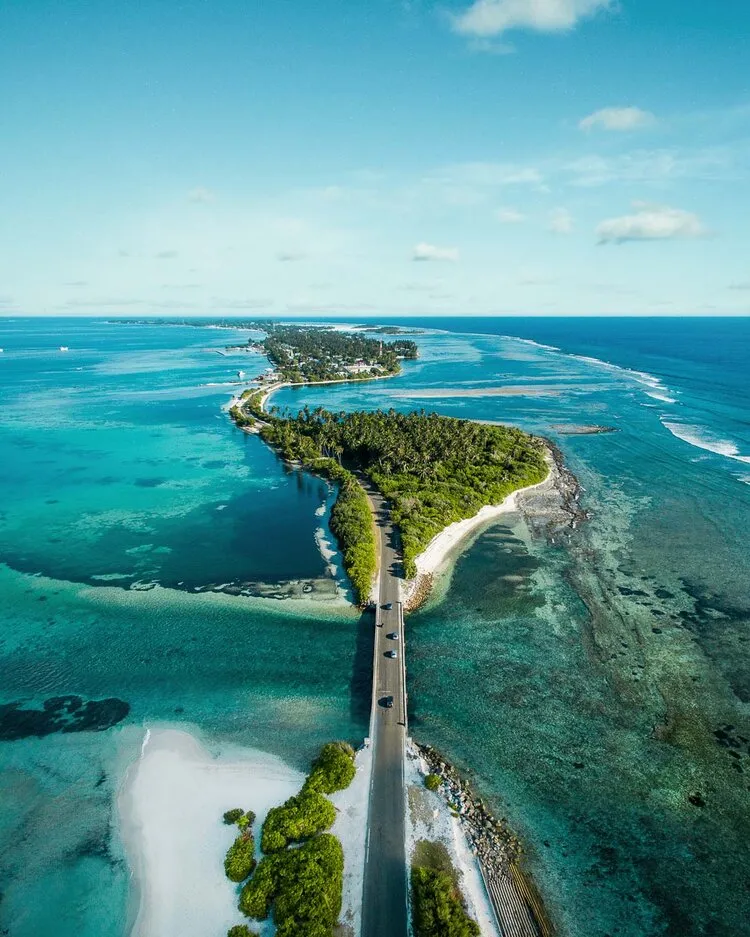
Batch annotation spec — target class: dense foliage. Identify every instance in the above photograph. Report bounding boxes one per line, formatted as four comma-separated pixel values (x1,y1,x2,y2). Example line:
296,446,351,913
411,866,481,937
261,790,337,853
303,742,356,795
227,924,254,937
239,833,344,936
262,407,547,577
223,809,258,882
424,773,441,792
260,325,417,383
223,808,245,825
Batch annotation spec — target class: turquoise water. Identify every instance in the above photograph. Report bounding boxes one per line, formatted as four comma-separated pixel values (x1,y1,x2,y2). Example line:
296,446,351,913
1,317,749,937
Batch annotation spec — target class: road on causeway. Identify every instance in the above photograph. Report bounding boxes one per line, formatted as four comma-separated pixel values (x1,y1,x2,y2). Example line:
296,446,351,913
361,486,409,937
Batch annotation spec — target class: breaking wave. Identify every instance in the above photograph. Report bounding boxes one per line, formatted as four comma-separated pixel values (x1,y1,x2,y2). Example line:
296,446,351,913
661,421,750,465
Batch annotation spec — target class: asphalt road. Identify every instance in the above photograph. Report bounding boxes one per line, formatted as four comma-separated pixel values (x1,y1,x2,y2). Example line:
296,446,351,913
361,487,409,937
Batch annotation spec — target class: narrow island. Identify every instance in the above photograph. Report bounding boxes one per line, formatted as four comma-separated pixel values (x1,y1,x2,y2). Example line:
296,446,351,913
219,324,561,937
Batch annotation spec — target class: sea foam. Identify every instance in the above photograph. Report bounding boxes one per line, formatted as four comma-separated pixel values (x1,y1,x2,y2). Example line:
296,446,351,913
661,421,750,464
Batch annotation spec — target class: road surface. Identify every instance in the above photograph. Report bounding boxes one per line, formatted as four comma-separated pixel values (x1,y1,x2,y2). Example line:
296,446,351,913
361,487,409,937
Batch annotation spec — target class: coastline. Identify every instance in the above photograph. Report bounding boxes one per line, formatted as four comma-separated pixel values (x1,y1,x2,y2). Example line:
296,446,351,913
117,727,304,937
402,450,559,611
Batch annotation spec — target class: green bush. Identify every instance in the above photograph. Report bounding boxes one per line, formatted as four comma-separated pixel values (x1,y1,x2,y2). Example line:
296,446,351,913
225,832,257,883
411,866,480,937
239,854,280,919
261,790,336,853
227,925,254,937
237,810,256,831
223,808,245,825
240,834,344,936
303,742,356,795
424,774,441,792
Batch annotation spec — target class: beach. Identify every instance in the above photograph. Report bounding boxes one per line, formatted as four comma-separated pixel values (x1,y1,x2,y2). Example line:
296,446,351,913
403,456,555,608
117,727,303,937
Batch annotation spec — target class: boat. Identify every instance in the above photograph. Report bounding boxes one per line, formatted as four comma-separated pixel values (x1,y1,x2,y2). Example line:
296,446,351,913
59,346,69,351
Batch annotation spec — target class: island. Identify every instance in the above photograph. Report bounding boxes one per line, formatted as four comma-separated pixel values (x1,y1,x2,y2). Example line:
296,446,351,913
221,324,558,937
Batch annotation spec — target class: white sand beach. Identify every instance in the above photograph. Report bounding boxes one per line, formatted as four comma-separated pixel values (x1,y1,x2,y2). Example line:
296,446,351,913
118,727,303,937
406,469,553,597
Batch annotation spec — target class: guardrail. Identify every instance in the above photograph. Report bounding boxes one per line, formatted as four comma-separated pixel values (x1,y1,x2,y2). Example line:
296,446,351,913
398,601,408,732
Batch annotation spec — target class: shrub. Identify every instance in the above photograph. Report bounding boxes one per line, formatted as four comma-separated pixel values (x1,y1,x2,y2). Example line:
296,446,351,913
239,854,280,919
240,834,344,935
223,808,245,825
303,742,356,795
424,774,441,792
227,926,254,937
260,790,336,853
237,810,256,831
225,832,257,883
411,866,480,937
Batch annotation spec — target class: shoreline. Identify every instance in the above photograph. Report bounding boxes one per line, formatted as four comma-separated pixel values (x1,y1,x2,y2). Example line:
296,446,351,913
402,450,559,611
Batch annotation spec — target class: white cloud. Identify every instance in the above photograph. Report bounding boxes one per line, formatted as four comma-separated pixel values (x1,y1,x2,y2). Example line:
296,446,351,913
596,203,705,244
452,0,612,38
496,207,525,223
565,148,731,187
412,242,459,262
579,107,656,132
187,187,215,203
548,207,574,234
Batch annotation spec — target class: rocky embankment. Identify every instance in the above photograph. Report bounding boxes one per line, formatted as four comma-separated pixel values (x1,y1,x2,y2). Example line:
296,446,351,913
415,742,555,937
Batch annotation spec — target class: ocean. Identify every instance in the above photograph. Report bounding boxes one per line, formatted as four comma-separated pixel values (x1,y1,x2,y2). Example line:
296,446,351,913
1,316,748,937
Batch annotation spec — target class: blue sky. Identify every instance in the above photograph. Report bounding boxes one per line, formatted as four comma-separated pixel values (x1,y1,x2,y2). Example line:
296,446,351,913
1,0,749,317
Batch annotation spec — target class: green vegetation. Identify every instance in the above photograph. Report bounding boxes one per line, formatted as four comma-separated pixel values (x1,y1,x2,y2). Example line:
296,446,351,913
227,925,254,937
223,808,258,882
303,741,356,795
424,773,441,792
239,833,344,936
259,325,417,383
261,407,547,578
411,842,480,937
261,790,336,853
232,742,356,936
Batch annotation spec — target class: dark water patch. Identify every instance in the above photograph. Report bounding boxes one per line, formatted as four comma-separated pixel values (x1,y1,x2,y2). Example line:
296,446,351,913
134,477,166,487
0,696,130,741
201,459,227,469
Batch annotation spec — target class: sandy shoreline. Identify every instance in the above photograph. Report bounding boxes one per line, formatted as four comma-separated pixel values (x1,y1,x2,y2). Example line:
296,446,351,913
117,727,304,937
403,457,554,608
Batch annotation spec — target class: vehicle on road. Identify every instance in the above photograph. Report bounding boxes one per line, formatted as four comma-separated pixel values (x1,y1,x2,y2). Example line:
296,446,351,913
387,631,399,641
378,695,394,708
385,649,398,659
381,602,393,610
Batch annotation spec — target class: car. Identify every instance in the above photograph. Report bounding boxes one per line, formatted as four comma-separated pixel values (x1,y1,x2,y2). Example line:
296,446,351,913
387,632,400,641
379,695,394,709
385,649,398,659
381,602,393,611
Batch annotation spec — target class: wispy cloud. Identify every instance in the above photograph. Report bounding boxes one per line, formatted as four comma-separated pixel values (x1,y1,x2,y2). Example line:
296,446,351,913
276,251,308,262
496,207,526,223
579,106,656,132
548,207,574,233
187,187,216,203
596,202,705,244
412,242,460,262
566,148,732,187
451,0,613,38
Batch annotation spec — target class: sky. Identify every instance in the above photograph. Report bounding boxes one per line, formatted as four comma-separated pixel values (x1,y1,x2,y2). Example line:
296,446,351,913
1,0,749,317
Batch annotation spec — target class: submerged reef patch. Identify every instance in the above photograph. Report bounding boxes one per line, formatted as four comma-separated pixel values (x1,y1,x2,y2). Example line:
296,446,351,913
0,695,130,741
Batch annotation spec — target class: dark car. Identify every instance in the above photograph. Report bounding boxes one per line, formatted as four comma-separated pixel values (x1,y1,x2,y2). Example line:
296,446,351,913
381,602,393,611
379,695,394,709
387,631,399,641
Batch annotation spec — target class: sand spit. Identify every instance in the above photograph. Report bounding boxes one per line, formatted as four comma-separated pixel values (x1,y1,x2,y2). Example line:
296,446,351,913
391,386,565,398
118,727,303,937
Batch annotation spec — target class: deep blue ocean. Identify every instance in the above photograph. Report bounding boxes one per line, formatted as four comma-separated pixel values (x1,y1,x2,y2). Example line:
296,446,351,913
1,316,749,937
